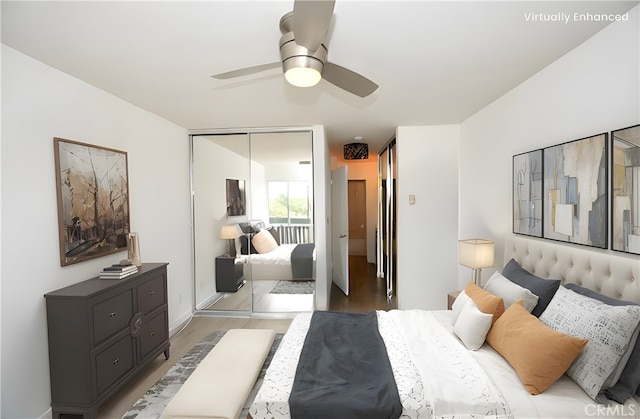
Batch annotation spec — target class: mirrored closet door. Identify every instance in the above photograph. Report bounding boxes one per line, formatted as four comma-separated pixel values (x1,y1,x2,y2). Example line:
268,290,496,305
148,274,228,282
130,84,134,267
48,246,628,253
378,138,397,302
191,130,315,315
192,133,251,312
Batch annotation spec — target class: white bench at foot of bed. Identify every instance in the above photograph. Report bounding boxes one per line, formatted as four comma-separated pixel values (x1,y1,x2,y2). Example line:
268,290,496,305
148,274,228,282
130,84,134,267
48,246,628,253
162,328,276,419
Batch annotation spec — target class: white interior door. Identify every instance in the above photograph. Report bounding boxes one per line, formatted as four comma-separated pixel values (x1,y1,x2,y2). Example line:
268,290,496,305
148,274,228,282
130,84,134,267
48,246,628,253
331,166,349,296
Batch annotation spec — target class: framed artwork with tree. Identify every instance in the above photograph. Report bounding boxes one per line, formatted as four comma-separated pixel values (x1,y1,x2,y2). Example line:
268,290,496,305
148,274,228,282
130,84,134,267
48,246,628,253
54,137,130,266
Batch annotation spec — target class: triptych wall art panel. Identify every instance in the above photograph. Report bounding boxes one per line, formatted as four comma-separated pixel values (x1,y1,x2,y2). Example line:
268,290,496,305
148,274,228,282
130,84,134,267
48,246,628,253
611,124,640,255
513,126,640,254
543,133,608,249
513,150,543,237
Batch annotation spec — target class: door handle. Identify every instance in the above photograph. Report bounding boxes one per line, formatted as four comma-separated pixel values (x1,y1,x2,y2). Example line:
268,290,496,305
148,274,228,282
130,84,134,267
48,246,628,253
339,234,347,238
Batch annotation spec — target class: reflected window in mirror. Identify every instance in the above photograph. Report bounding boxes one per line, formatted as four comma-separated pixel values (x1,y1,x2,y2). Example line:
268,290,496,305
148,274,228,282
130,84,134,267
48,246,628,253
268,181,313,245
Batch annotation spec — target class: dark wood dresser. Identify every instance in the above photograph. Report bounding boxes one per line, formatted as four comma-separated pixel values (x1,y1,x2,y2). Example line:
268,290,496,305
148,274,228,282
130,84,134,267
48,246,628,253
44,263,170,419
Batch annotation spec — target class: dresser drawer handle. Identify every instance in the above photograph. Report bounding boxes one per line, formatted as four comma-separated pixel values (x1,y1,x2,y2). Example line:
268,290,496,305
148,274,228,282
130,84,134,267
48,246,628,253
109,312,117,318
148,291,155,296
150,331,156,337
113,358,120,365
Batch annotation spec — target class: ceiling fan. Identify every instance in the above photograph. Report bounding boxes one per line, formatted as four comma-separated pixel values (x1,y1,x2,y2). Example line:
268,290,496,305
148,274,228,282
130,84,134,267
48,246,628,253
212,0,378,98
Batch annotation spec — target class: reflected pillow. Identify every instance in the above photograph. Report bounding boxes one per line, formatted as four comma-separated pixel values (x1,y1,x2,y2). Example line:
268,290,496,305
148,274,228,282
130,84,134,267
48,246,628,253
252,229,279,254
239,235,258,255
266,226,281,246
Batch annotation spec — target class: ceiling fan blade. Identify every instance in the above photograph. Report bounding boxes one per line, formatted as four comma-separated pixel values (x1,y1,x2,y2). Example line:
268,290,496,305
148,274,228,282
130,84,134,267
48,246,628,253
323,62,378,98
293,0,335,51
212,62,280,80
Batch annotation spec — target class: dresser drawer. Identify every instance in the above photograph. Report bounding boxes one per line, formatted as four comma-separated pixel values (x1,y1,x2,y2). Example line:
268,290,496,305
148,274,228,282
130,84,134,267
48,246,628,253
94,334,134,395
139,310,168,360
137,274,166,314
92,290,133,346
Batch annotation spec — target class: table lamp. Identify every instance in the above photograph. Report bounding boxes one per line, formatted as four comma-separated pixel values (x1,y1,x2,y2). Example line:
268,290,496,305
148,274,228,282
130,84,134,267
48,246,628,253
458,238,494,285
219,224,241,257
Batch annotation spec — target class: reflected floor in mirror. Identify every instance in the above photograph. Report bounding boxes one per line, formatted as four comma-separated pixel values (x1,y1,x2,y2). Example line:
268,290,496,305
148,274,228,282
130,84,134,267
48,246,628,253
204,281,251,311
205,279,314,312
253,280,314,312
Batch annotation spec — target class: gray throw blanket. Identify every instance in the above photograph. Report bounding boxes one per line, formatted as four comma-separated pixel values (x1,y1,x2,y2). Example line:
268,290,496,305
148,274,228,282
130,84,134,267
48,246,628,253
291,243,314,279
289,311,402,419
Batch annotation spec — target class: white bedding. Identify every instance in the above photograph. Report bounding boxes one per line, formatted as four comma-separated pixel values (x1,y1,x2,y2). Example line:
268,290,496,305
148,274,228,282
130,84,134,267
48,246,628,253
241,244,316,281
242,244,300,266
250,310,640,419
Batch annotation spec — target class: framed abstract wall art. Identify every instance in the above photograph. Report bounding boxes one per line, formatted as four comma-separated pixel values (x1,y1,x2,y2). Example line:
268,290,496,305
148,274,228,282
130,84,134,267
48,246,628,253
54,138,130,266
513,149,543,237
542,133,608,248
611,124,640,254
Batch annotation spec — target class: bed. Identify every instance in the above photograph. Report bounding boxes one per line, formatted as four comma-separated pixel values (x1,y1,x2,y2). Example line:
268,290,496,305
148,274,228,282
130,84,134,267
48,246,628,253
238,223,315,281
249,236,640,418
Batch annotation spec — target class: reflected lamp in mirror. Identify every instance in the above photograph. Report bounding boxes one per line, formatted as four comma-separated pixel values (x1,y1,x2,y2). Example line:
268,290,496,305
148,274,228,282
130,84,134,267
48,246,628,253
458,238,494,285
219,224,242,257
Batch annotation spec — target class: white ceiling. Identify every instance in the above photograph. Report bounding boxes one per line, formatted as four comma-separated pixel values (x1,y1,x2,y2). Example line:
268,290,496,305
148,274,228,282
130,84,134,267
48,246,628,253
2,1,637,155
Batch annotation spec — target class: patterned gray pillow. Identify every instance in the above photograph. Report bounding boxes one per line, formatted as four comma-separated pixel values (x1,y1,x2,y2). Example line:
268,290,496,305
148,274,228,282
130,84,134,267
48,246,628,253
539,286,640,400
565,283,640,403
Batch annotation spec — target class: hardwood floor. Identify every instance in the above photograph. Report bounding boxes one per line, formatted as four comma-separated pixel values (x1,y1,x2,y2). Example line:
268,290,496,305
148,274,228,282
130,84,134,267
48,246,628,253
97,255,390,418
329,255,397,312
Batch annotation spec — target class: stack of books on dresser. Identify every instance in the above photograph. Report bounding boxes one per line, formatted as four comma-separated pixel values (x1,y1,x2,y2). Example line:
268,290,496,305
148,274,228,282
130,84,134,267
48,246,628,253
99,263,138,279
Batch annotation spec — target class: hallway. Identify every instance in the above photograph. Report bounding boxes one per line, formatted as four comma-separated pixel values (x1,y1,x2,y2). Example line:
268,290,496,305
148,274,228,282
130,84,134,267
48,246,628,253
329,255,397,313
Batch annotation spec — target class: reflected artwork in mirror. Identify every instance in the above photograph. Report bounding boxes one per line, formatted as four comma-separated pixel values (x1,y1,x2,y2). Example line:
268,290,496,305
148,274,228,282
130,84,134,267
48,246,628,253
226,178,246,217
611,124,640,254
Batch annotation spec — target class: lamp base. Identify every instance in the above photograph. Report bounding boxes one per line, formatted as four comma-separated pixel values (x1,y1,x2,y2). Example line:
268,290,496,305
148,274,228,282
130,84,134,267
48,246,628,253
228,239,236,258
472,268,483,286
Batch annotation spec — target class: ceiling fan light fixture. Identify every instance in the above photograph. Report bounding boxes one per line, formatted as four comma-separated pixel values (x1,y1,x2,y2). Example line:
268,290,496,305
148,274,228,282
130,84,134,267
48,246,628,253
280,31,327,88
284,64,322,87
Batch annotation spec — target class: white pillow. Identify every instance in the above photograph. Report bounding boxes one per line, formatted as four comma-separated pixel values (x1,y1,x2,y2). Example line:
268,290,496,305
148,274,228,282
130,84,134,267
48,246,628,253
484,271,539,312
251,229,278,254
451,290,471,324
540,286,640,400
453,300,493,350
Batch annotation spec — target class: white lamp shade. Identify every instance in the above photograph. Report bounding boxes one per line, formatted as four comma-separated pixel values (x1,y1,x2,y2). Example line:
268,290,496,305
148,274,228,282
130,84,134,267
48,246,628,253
219,224,241,240
458,239,494,269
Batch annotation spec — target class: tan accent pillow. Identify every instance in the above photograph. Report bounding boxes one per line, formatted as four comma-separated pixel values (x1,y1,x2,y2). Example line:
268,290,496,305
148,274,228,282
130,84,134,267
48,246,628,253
251,229,278,254
464,282,505,325
486,300,588,395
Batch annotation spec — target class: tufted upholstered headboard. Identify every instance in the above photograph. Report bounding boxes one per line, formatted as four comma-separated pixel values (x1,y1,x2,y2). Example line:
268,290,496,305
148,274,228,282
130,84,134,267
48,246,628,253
504,236,640,304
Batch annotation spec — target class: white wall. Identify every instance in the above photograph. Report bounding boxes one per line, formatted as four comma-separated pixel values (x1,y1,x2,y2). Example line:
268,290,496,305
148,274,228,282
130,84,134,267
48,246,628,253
312,126,331,310
396,125,461,310
459,5,640,286
1,45,193,418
